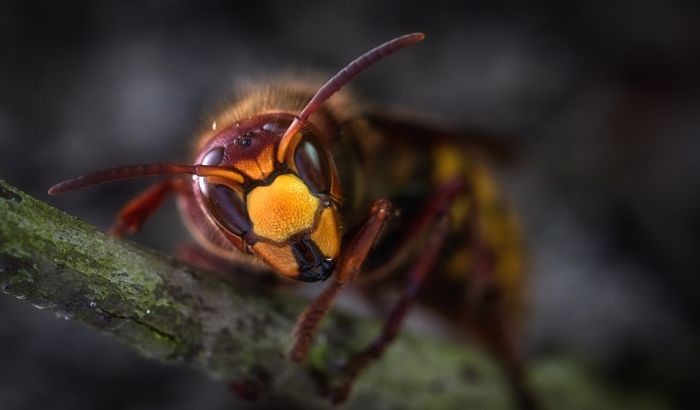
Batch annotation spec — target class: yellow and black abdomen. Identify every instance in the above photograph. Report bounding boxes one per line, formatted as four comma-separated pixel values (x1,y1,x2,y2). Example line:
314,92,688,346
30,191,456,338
349,127,526,332
430,143,526,324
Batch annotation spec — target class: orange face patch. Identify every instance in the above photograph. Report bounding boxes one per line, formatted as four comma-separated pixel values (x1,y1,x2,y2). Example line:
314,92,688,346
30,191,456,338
247,174,320,242
310,207,340,259
251,242,300,279
234,144,276,179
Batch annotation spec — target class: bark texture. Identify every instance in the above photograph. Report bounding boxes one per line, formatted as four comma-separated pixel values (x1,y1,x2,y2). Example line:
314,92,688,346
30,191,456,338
0,180,668,410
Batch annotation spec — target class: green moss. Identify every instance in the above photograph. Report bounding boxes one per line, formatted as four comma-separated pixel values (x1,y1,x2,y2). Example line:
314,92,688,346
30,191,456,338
0,181,675,409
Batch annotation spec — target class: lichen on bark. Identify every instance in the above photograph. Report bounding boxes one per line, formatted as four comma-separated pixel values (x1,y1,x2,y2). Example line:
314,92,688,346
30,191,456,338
0,180,671,410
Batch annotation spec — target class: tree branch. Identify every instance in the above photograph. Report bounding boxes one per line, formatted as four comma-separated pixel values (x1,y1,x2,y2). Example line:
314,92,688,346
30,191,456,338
0,180,668,409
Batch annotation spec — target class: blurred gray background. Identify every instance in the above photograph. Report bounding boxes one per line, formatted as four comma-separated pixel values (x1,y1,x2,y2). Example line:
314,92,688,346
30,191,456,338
1,1,699,408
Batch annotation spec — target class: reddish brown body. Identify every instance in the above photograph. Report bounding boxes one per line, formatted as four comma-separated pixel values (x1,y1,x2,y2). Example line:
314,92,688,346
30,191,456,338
181,81,530,406
49,34,534,408
179,113,296,261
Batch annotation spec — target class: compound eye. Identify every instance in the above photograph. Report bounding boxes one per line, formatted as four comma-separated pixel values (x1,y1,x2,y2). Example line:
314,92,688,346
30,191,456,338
294,136,330,194
207,184,251,236
202,146,224,165
198,146,225,195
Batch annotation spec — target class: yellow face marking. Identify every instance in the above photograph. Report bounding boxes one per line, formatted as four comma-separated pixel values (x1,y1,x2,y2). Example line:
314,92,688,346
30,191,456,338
234,145,276,179
247,174,320,242
256,145,275,176
252,242,299,279
310,207,340,259
234,159,262,179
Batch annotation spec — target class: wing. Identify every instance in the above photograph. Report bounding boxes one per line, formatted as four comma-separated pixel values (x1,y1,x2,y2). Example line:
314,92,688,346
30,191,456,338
363,108,520,164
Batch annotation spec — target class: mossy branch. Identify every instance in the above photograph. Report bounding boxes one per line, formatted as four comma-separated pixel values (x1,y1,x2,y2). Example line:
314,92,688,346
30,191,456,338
0,180,669,410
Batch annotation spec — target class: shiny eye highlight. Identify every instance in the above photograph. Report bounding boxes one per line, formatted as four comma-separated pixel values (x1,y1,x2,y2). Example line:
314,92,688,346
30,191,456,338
202,146,224,165
198,146,225,195
207,184,251,236
293,136,330,194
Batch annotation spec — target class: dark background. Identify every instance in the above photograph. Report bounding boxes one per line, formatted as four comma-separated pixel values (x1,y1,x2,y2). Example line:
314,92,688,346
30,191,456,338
1,1,699,408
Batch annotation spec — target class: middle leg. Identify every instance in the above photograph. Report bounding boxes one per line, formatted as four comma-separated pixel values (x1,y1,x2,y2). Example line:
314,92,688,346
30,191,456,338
330,179,463,403
109,178,184,236
289,199,394,362
288,178,463,363
331,214,451,404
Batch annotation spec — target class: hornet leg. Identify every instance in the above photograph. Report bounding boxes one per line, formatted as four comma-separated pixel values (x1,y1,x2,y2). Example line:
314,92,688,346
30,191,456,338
289,199,394,362
109,179,184,236
330,179,463,404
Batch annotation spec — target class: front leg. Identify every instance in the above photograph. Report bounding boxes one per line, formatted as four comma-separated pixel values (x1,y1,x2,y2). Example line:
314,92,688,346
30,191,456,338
289,199,394,362
289,179,464,363
109,179,184,236
331,214,451,404
330,179,463,403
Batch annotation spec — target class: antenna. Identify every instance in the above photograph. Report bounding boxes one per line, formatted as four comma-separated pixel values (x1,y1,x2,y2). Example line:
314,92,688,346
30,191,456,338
276,32,425,163
48,164,245,195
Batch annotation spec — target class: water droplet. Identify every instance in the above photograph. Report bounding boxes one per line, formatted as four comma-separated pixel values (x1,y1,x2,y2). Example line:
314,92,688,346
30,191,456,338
89,301,97,308
212,121,217,130
145,309,151,315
